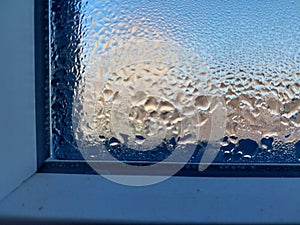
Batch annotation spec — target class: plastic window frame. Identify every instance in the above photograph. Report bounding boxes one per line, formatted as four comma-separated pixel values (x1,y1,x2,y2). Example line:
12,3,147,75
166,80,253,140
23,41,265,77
1,0,300,224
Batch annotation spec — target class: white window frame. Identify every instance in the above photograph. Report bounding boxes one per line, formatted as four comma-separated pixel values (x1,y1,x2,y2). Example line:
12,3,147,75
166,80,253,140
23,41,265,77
0,1,300,224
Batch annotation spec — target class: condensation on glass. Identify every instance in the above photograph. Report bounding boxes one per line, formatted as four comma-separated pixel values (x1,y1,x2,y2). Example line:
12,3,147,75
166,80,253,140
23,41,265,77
50,0,300,163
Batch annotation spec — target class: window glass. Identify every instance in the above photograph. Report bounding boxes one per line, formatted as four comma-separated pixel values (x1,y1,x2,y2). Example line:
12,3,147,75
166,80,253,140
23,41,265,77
50,0,300,164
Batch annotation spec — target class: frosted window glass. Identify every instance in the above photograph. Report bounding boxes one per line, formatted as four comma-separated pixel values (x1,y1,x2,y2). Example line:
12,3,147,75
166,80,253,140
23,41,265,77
50,0,300,164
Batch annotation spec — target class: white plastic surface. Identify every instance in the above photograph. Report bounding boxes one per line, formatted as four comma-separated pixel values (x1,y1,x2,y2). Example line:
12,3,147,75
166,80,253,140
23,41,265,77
0,0,36,200
0,173,300,224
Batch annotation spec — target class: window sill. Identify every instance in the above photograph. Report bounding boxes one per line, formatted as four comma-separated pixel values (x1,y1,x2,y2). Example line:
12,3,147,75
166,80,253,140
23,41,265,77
1,173,300,224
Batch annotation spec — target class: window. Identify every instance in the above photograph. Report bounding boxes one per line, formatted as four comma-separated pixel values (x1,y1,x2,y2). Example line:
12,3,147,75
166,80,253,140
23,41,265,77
1,1,300,224
47,0,300,180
